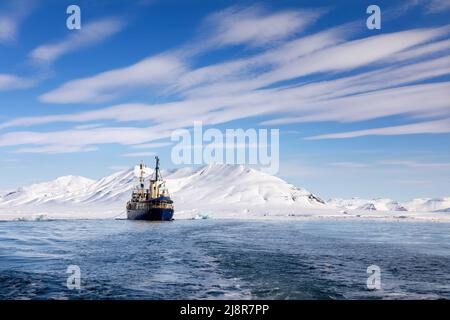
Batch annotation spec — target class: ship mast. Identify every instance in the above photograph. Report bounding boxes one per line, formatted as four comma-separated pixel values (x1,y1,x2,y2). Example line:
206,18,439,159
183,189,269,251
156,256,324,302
149,156,161,199
139,161,145,188
138,161,146,199
155,156,160,181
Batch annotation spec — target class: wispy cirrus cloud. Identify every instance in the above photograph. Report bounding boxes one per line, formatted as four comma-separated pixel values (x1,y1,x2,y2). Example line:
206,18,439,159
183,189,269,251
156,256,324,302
0,125,176,156
0,0,36,44
39,54,187,103
29,18,126,65
306,118,450,140
131,142,173,149
73,123,105,130
263,81,450,125
320,159,450,170
0,17,18,44
6,28,447,126
172,26,350,96
183,26,450,99
38,6,324,104
0,74,35,91
424,0,450,13
11,145,98,154
329,162,370,168
123,151,156,157
1,6,450,153
379,160,450,168
394,0,450,15
201,6,323,48
2,8,125,93
32,24,449,114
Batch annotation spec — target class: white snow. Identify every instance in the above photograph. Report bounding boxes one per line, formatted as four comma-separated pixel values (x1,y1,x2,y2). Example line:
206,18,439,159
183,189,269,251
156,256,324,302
0,164,448,222
328,198,408,212
402,197,450,212
328,197,450,213
0,176,95,206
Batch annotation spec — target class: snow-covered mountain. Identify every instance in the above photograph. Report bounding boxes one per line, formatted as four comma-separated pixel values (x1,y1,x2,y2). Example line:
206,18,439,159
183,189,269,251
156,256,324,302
402,197,450,212
328,198,407,212
0,164,325,219
0,176,96,206
0,164,448,221
328,197,450,213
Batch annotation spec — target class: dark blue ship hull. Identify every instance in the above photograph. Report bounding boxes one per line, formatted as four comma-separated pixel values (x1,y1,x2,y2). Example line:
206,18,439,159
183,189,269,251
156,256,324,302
127,207,174,221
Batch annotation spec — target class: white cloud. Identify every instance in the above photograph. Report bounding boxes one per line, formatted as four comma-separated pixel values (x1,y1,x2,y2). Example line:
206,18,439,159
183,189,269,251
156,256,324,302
0,126,172,148
39,54,187,103
263,81,450,124
172,26,349,95
73,123,105,130
1,9,450,154
306,118,450,140
38,6,325,104
379,160,450,168
0,17,17,43
0,74,34,90
425,0,450,13
0,158,24,163
30,18,126,64
203,6,322,48
131,142,173,149
185,26,450,98
37,24,450,106
329,162,370,168
123,151,156,157
391,0,450,16
12,145,98,154
0,0,35,44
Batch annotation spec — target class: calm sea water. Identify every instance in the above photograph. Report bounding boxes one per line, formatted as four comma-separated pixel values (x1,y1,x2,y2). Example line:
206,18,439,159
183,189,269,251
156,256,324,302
0,219,449,300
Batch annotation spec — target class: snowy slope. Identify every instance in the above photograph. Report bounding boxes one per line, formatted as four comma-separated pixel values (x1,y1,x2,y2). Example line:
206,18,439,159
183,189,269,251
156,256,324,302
328,197,450,212
166,164,325,215
402,197,450,212
328,198,408,212
0,164,325,220
0,176,95,206
0,164,448,221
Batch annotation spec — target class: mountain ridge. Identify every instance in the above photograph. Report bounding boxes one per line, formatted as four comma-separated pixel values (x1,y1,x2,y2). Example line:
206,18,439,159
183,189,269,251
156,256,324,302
0,164,325,212
0,164,448,220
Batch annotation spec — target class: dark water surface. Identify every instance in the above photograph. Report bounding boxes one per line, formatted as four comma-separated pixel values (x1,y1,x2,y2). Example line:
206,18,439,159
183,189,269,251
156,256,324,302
0,219,449,299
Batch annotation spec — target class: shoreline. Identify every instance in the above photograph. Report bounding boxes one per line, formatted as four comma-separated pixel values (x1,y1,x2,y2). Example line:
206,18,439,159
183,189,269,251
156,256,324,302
1,209,449,223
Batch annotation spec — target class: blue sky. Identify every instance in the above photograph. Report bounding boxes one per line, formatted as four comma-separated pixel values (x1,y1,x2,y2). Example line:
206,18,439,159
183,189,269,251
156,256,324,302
0,0,449,201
